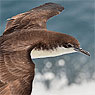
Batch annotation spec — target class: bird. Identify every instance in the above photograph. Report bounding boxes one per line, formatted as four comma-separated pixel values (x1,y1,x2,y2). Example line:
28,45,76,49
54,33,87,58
0,2,90,95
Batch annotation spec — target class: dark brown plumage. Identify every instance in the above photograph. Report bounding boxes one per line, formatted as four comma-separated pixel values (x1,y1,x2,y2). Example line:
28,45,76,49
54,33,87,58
4,2,64,35
0,2,90,95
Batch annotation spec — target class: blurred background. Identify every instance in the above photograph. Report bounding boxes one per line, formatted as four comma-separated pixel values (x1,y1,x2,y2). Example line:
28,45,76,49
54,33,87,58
0,0,95,95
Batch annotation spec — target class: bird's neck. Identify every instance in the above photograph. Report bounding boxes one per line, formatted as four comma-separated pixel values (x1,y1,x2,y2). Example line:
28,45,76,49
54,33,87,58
31,46,76,59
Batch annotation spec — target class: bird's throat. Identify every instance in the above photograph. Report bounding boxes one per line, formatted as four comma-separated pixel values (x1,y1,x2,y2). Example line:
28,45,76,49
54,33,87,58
31,46,76,59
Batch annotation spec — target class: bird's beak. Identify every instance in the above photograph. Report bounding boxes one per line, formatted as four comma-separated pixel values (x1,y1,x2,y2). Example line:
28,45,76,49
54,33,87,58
74,48,90,56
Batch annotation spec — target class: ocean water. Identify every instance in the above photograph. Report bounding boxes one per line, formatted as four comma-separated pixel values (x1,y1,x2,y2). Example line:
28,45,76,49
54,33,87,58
0,0,95,95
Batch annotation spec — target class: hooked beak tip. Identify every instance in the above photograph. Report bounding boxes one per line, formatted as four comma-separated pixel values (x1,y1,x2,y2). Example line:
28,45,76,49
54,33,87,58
74,48,90,56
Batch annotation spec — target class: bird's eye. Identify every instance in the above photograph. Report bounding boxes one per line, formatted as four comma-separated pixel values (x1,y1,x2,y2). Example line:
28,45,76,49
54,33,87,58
67,43,73,47
64,43,73,48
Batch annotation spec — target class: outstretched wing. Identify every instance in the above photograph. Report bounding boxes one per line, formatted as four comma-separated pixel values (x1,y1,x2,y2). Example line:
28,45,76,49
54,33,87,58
3,2,64,35
0,50,35,95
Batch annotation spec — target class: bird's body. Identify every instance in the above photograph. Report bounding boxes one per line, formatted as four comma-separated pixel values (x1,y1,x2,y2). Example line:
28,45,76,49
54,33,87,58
0,2,90,95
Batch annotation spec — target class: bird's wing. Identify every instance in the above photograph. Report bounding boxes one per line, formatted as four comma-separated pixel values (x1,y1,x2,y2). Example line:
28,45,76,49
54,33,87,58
3,2,64,35
0,50,35,95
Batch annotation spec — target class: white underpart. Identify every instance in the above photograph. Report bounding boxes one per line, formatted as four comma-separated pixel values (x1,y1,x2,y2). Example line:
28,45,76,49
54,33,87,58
31,47,77,59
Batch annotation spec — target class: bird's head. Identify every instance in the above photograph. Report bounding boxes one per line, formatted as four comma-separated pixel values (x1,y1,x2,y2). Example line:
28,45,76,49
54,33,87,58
59,33,90,56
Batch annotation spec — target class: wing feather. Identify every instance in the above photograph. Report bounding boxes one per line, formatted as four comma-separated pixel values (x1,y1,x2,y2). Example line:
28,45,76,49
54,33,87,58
0,50,35,95
3,3,64,35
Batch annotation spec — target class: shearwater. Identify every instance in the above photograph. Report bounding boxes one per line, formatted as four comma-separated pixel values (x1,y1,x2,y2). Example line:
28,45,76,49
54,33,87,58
0,2,90,95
